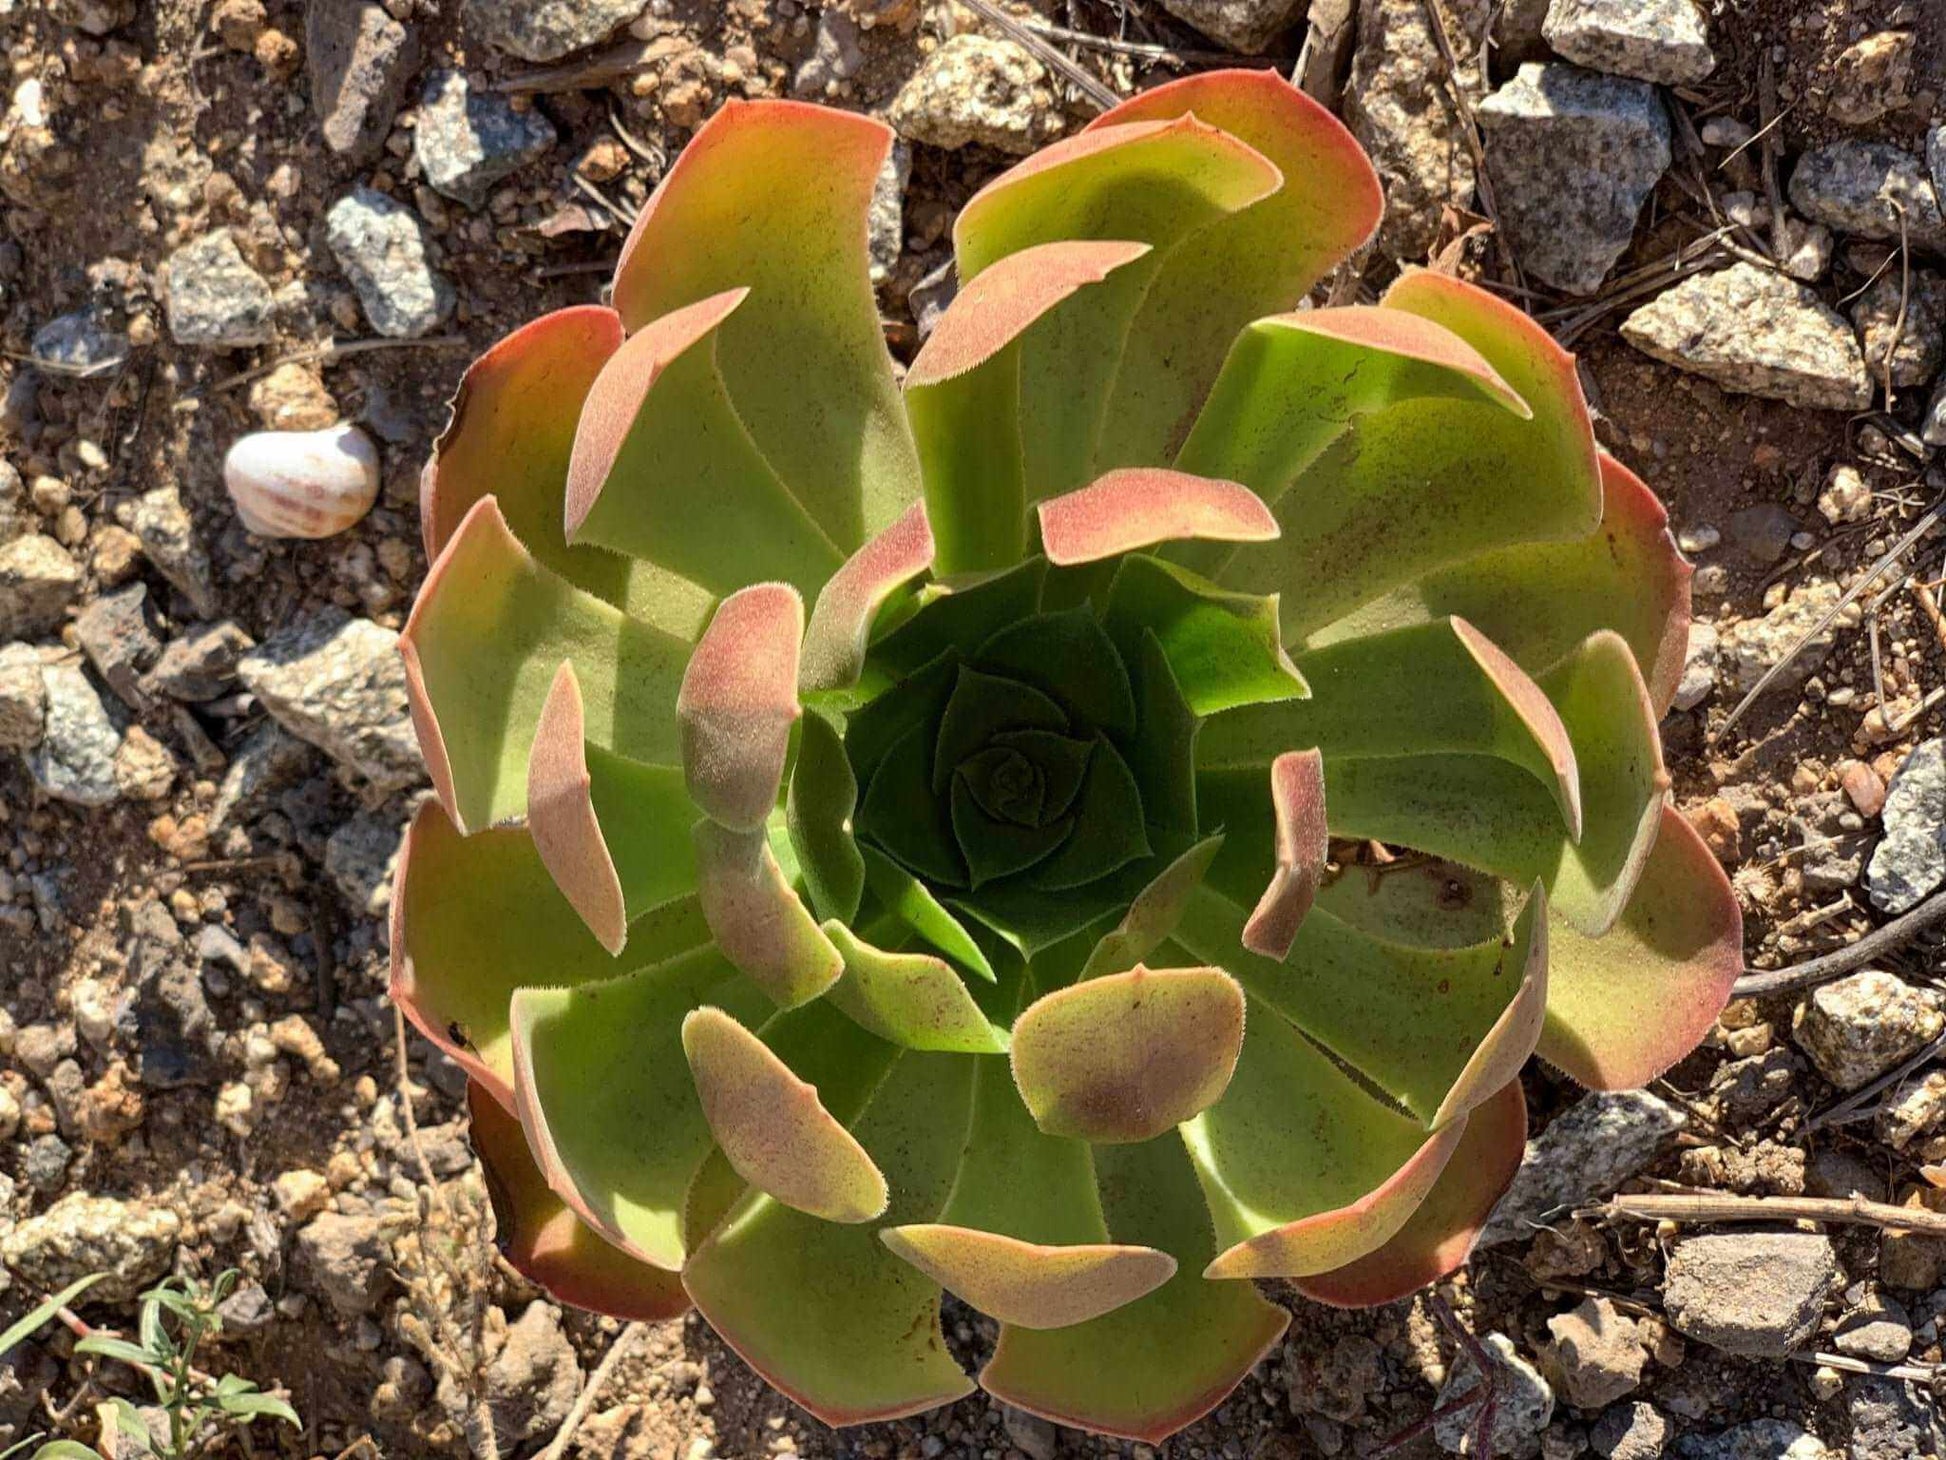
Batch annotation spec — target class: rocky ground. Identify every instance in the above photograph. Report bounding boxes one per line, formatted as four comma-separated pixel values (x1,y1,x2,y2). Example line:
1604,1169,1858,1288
1,0,1945,1458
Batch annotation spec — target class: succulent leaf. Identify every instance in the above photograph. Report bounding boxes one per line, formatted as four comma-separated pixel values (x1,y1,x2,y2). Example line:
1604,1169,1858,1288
693,821,845,1009
678,584,805,833
1240,748,1327,960
1037,469,1278,566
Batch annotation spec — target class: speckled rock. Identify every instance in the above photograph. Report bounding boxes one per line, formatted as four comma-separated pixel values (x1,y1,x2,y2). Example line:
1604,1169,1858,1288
888,35,1058,155
325,187,454,339
1541,0,1714,85
0,641,45,749
869,138,910,285
1866,740,1946,913
0,1193,180,1302
25,663,123,806
1827,30,1916,128
30,306,127,373
124,485,216,619
1478,63,1669,295
466,0,647,63
1661,1232,1841,1357
1481,1090,1686,1246
0,534,79,640
414,70,555,209
163,229,275,348
236,608,421,792
1593,1402,1669,1460
1620,264,1871,411
1792,970,1943,1089
1845,1378,1943,1460
1153,0,1307,53
307,0,420,162
1347,0,1483,264
294,1211,393,1315
1851,268,1946,389
1674,1421,1831,1460
1546,1297,1647,1410
1789,142,1946,253
324,812,406,919
1435,1333,1554,1458
1714,579,1862,693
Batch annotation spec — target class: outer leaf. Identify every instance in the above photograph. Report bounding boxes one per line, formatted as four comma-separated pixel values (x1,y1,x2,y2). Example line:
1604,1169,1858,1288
908,241,1154,576
801,503,935,692
467,1082,690,1321
1176,883,1545,1128
563,288,845,599
1294,1079,1527,1307
1312,453,1693,714
681,1006,888,1223
1540,805,1743,1088
823,923,1009,1054
528,662,697,954
390,801,705,1103
1085,69,1384,466
1174,306,1528,574
1240,749,1327,960
401,497,695,832
1219,270,1602,640
786,709,866,923
955,116,1283,499
694,822,845,1009
1081,835,1224,978
980,1135,1289,1442
1010,965,1246,1143
1183,999,1464,1278
1103,554,1307,717
611,100,917,548
1200,617,1582,841
679,585,803,833
882,1228,1174,1331
420,306,633,605
682,1051,977,1426
510,950,767,1270
1037,469,1277,566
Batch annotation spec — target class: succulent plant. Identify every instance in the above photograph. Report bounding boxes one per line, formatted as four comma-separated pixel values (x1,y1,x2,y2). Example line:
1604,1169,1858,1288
393,73,1743,1440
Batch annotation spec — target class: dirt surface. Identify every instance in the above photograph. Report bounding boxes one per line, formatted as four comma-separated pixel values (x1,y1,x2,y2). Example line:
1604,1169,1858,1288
2,2,1945,1459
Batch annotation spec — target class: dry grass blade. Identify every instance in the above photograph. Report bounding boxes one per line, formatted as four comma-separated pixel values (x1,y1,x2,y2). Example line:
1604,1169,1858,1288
959,0,1122,111
1600,1190,1946,1237
491,38,660,94
1713,505,1944,742
1802,1027,1946,1135
539,1322,646,1460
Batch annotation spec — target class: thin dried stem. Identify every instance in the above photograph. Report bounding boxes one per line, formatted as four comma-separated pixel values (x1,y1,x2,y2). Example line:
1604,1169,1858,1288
959,0,1122,111
1733,882,1946,997
539,1323,645,1460
1599,1190,1946,1238
211,335,469,393
1803,1027,1946,1135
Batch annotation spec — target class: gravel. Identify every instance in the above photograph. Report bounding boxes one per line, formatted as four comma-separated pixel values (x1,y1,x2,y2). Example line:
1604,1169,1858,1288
1788,142,1946,253
1434,1333,1554,1458
1865,740,1946,913
1660,1232,1841,1357
467,0,654,63
1844,1377,1944,1460
1715,580,1861,693
0,534,81,639
1540,0,1715,85
306,0,420,163
1152,0,1308,53
237,609,421,792
1346,0,1477,264
162,229,275,348
1675,1421,1832,1460
1620,264,1872,411
413,69,556,210
1476,63,1670,296
325,187,455,339
0,641,46,749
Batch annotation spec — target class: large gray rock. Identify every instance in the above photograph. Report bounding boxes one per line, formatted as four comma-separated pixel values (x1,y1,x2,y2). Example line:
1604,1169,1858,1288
413,70,555,210
1541,0,1714,85
1620,264,1872,411
466,0,649,63
1481,1090,1685,1246
0,1193,180,1302
163,230,275,349
1347,0,1482,264
1434,1333,1554,1458
25,663,123,807
0,534,79,639
307,0,420,163
236,608,421,792
1866,739,1946,913
325,188,454,339
1153,0,1307,53
480,1302,582,1451
887,35,1056,156
1477,63,1669,295
1661,1232,1841,1357
1792,970,1944,1090
324,812,405,920
1592,1403,1670,1460
1789,143,1946,254
1545,1297,1646,1410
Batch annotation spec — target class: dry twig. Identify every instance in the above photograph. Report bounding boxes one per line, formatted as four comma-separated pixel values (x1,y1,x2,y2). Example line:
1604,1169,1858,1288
538,1323,646,1460
959,0,1121,111
1733,882,1946,997
1600,1190,1946,1238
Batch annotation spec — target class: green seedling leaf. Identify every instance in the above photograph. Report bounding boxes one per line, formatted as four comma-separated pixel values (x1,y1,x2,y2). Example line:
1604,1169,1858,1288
1103,554,1306,717
0,1275,102,1358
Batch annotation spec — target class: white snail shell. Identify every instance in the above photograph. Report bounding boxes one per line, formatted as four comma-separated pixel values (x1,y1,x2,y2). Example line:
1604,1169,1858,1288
223,424,380,539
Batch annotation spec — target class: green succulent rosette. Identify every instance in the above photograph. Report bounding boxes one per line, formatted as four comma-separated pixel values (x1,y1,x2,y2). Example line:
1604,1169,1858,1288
393,73,1743,1440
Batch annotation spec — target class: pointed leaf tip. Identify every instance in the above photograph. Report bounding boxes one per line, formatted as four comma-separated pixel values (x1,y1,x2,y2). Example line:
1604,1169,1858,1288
527,662,627,955
680,584,805,832
681,1007,889,1224
1240,749,1327,960
1454,617,1583,842
1038,469,1278,566
800,502,935,692
1011,965,1246,1143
